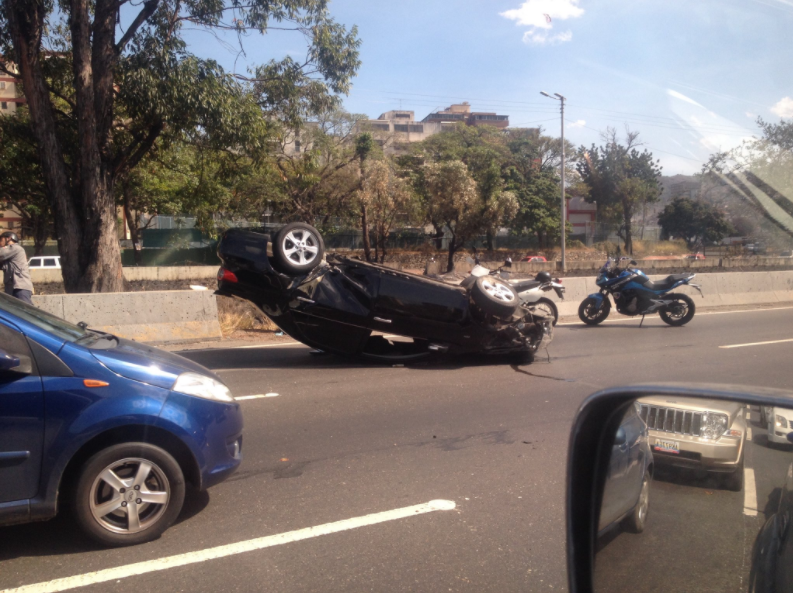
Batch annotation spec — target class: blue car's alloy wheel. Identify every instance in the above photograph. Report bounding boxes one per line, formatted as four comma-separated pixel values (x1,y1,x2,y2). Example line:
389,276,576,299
74,443,186,546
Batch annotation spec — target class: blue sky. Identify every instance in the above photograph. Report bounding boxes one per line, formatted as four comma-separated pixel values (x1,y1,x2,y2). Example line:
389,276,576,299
179,0,793,175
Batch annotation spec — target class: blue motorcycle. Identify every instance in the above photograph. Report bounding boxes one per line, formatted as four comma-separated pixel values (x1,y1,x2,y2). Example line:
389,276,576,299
578,258,703,326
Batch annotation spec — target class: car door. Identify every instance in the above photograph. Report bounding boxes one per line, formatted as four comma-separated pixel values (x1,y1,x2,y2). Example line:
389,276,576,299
0,321,44,502
371,272,468,340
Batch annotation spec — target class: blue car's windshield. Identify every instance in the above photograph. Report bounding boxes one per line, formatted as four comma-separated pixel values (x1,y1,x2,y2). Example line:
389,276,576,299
0,291,91,343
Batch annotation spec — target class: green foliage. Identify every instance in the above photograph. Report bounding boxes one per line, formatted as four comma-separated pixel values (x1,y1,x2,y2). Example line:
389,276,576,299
657,197,735,249
576,129,662,254
0,111,52,252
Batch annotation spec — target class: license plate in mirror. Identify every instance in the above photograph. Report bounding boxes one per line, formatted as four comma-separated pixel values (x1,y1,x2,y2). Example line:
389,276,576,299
653,439,679,454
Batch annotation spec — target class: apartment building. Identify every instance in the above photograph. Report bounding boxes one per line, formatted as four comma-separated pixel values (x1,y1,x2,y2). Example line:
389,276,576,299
421,102,509,129
0,62,23,116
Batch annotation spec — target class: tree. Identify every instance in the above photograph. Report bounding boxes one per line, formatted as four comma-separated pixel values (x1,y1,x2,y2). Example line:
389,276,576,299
503,128,576,249
577,129,662,255
0,111,53,254
0,0,360,292
421,160,517,272
658,197,734,250
702,118,793,238
356,160,418,263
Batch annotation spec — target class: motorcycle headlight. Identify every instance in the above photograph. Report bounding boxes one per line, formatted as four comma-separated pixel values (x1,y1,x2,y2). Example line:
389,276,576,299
776,415,789,429
700,412,728,440
172,372,234,402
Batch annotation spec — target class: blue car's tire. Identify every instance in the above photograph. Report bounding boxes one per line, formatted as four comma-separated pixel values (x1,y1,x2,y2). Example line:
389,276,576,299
578,297,610,325
659,293,695,326
73,443,186,547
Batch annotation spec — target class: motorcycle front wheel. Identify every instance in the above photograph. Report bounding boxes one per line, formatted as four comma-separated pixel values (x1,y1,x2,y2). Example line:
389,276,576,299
578,297,611,326
659,293,695,326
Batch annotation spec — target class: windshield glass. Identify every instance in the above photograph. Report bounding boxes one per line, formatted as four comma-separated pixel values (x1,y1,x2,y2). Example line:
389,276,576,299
0,291,91,343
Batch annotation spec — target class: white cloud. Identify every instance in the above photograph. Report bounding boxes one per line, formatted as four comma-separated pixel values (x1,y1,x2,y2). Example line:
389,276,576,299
501,0,583,45
746,111,756,118
567,119,586,128
770,97,793,118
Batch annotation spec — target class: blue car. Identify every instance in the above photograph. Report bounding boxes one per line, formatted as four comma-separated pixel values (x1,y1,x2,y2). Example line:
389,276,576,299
0,292,243,546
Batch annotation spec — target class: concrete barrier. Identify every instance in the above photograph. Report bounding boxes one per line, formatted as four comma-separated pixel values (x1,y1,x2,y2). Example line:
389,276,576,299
30,265,219,284
32,290,222,344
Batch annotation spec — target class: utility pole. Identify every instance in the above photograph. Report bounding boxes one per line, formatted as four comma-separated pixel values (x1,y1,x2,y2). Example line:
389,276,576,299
540,91,567,274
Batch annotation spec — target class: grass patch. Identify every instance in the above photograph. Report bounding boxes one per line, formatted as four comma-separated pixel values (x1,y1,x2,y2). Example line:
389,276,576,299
216,295,278,336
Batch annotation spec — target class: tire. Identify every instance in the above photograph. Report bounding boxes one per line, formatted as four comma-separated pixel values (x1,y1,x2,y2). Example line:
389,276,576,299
624,473,650,533
534,297,559,326
722,456,744,492
659,293,695,326
471,276,519,319
272,222,325,275
73,443,186,547
578,297,611,325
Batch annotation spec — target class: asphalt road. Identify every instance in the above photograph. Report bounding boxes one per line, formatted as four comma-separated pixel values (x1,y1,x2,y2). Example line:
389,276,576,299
2,305,793,593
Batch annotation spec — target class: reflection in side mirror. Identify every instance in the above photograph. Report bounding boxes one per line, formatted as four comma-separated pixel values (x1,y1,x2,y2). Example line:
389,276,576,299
0,348,33,375
567,384,793,593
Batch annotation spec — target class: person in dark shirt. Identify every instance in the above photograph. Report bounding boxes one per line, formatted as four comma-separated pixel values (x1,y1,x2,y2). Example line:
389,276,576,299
0,231,34,305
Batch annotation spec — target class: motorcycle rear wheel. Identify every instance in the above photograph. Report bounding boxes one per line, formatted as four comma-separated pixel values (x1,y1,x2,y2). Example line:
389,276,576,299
534,297,559,326
659,293,695,326
578,297,611,326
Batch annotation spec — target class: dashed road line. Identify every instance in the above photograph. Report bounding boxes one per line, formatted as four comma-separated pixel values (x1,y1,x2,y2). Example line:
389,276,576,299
234,393,279,401
744,467,758,516
558,305,793,326
719,338,793,349
1,500,457,593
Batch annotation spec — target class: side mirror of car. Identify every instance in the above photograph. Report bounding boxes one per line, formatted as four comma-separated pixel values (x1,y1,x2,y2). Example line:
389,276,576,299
567,383,793,593
0,347,33,375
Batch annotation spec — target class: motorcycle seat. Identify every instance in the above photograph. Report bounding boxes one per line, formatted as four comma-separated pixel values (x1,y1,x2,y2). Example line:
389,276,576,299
638,273,692,292
511,279,541,292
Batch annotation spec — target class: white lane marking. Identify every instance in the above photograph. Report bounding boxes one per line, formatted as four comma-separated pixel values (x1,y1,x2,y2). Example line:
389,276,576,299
238,341,305,349
557,305,793,326
2,500,457,593
719,338,793,349
234,393,279,401
747,427,753,441
744,467,758,516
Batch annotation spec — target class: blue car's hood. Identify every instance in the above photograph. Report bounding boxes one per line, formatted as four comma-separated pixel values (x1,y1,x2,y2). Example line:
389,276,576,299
91,338,222,390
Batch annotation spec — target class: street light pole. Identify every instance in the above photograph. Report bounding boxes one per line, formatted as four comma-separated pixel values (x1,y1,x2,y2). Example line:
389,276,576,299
540,91,567,274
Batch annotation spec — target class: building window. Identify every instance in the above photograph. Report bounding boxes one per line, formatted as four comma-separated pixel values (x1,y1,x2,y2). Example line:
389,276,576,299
0,82,6,89
294,140,301,152
394,124,409,133
408,125,423,133
395,113,410,119
1,102,7,110
367,123,390,131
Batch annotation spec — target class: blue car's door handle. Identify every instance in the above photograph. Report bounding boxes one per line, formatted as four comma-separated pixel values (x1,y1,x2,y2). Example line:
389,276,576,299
0,451,31,466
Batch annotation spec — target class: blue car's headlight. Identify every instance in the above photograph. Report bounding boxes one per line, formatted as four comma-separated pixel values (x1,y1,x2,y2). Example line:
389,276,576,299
172,372,234,402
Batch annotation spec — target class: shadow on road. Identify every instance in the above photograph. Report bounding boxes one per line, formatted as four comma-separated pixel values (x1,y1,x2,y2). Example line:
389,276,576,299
0,489,210,562
179,346,548,373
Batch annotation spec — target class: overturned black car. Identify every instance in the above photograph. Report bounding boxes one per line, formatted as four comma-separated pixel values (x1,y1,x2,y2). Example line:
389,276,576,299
216,223,553,362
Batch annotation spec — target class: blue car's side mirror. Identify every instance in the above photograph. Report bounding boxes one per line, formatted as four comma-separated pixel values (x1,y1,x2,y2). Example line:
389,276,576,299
0,348,33,375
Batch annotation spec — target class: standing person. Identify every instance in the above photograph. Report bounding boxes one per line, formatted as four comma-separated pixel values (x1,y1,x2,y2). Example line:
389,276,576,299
0,231,34,305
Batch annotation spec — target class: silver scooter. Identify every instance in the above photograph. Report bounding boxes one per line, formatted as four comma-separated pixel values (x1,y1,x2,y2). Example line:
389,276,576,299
463,258,565,325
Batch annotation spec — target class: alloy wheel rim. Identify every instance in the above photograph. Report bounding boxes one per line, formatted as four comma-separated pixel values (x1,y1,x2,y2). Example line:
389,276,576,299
638,478,649,522
89,457,170,534
282,230,319,266
482,279,515,303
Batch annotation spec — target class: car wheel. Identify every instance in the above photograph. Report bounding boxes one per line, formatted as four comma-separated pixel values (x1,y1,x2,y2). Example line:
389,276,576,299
272,222,325,275
534,297,559,326
659,293,696,326
578,297,610,325
624,473,650,533
471,276,519,319
722,457,744,492
73,443,186,547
